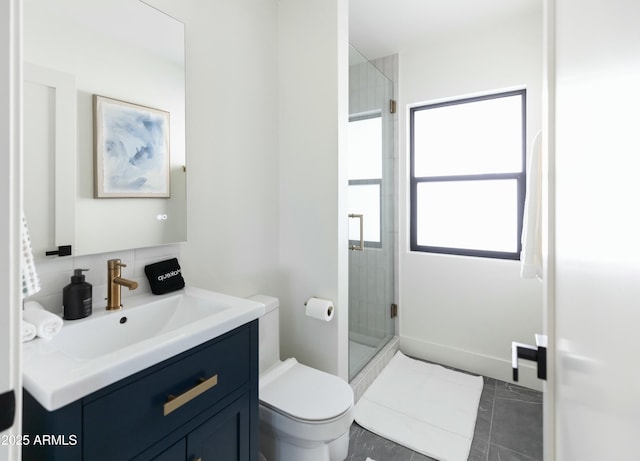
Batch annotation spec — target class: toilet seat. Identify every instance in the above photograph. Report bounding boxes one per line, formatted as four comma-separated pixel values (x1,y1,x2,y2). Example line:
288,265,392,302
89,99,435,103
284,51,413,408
259,358,354,423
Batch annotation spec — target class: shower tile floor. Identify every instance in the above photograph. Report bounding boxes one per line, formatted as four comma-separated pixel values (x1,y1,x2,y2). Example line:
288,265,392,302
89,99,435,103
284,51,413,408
347,375,543,461
349,340,377,378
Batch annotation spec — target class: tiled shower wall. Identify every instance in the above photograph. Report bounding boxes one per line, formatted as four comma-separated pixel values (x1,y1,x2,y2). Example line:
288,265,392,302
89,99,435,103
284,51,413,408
25,244,181,315
348,53,399,342
370,54,399,339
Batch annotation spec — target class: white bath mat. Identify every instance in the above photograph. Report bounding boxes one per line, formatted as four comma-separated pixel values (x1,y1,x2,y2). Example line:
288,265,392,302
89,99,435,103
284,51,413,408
355,351,483,461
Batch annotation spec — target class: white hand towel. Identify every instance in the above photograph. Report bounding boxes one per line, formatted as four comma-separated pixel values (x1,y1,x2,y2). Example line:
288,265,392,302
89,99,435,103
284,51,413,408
21,213,41,297
22,320,37,342
520,130,543,280
23,300,63,339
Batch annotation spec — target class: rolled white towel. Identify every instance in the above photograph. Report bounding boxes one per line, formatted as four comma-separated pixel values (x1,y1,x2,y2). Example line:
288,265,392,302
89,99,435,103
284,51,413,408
22,320,37,342
23,300,63,339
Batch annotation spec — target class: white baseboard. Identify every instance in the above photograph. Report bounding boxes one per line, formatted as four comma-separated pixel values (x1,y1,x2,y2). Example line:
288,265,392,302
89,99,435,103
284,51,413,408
399,336,543,391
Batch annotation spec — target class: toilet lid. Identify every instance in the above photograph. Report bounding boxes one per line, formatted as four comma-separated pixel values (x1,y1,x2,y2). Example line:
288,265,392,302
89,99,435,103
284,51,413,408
259,358,354,422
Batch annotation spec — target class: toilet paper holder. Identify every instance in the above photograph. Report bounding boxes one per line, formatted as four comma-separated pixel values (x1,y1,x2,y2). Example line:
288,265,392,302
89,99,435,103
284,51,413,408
307,303,334,316
304,297,334,321
304,298,334,314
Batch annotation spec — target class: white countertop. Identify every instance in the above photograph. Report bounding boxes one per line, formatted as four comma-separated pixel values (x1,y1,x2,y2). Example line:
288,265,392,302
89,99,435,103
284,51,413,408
23,287,265,411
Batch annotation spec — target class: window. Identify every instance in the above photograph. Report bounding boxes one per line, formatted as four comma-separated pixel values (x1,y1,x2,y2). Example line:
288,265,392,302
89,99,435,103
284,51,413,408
410,90,526,259
348,113,382,247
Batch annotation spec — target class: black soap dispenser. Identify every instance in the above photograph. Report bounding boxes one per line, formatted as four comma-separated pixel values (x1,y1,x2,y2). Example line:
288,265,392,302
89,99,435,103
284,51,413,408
63,269,93,320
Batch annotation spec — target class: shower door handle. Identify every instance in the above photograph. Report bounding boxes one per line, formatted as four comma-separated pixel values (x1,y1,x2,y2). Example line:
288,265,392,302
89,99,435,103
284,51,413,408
349,213,364,251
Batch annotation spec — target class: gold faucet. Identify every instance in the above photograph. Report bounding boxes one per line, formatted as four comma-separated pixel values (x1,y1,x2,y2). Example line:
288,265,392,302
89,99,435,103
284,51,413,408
107,259,139,310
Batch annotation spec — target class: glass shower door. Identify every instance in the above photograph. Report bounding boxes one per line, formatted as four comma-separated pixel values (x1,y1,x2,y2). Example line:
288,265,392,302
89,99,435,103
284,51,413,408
348,46,395,380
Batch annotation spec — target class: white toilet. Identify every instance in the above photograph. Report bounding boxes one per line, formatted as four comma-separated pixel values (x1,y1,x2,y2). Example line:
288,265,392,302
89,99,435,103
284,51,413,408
249,295,354,461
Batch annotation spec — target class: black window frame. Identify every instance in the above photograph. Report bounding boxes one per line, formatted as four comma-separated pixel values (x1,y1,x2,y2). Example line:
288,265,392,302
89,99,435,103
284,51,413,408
409,89,527,260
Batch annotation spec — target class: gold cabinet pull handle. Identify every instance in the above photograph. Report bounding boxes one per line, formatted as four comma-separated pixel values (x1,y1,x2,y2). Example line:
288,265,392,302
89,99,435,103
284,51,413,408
163,374,218,416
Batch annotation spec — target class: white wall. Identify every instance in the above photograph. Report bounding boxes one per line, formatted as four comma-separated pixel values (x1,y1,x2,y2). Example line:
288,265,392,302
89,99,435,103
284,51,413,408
23,0,281,312
553,0,640,458
21,0,352,383
278,0,349,379
148,0,281,298
398,9,544,389
155,0,351,379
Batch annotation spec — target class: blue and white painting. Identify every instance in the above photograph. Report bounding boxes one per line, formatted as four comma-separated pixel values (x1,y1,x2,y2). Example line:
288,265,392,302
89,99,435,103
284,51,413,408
94,95,170,197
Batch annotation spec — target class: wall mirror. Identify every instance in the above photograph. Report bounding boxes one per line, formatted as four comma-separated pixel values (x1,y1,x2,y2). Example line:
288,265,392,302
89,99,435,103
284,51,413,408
23,0,186,259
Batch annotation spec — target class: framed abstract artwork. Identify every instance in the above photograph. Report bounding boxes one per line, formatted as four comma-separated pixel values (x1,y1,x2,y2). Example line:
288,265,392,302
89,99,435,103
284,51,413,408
93,95,170,198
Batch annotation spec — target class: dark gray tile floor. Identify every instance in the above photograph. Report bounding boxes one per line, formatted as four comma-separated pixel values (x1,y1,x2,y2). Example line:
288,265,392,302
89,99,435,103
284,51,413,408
347,375,542,461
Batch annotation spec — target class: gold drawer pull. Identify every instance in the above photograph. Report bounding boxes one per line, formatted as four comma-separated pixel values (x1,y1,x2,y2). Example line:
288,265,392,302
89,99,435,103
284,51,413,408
163,374,218,416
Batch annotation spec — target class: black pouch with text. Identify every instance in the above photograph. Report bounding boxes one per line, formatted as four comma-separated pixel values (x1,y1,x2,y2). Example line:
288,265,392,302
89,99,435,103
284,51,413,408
144,258,185,295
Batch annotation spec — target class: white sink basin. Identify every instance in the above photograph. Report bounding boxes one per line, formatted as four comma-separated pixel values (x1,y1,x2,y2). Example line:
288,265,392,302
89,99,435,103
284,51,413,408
51,291,232,360
23,287,265,411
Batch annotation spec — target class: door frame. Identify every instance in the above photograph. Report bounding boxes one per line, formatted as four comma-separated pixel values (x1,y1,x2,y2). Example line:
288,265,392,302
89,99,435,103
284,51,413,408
542,0,556,459
0,0,23,460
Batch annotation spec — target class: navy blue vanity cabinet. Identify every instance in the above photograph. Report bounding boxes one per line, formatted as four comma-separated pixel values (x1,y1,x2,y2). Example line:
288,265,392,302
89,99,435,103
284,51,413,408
23,320,259,461
186,392,252,460
149,439,186,461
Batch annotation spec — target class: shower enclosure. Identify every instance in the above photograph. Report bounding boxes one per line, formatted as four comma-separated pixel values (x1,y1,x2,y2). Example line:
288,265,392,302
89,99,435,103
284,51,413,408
348,46,396,380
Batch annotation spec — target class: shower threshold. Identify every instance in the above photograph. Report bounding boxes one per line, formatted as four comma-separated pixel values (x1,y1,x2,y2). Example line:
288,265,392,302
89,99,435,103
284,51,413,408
349,335,399,402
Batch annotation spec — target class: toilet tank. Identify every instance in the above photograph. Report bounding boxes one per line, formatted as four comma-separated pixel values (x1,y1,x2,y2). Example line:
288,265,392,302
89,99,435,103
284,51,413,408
248,295,280,375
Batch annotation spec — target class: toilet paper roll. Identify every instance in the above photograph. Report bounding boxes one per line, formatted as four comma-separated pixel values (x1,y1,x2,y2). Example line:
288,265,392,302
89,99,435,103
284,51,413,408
305,297,334,322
